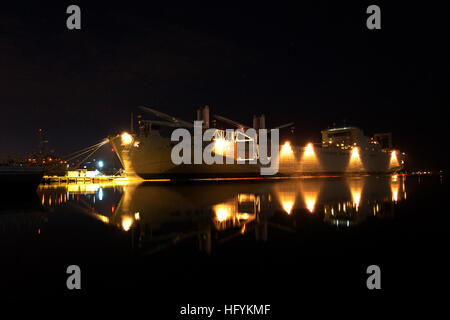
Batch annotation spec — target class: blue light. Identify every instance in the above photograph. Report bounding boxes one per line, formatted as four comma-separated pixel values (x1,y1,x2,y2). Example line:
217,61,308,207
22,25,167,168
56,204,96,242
98,160,104,168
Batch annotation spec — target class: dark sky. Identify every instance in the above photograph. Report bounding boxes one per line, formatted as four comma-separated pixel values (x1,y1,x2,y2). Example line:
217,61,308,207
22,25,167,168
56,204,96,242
0,1,448,170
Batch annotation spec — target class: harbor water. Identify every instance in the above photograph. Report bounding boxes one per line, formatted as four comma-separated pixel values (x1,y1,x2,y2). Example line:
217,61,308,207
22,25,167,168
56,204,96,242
1,174,447,309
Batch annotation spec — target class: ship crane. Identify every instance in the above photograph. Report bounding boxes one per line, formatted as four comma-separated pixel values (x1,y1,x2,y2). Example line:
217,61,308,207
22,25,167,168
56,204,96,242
213,114,294,131
140,119,195,128
213,114,251,130
139,106,204,128
63,139,109,169
212,114,295,160
273,122,295,130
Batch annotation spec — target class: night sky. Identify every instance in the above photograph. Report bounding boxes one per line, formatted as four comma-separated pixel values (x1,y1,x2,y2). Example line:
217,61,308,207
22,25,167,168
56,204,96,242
1,2,448,170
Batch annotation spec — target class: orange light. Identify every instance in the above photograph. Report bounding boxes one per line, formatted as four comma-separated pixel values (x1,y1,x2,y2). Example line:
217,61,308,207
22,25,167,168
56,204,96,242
213,138,230,155
304,196,316,213
299,180,321,214
347,146,364,172
390,150,399,168
214,204,233,222
121,216,133,231
391,175,400,202
281,141,294,157
348,178,364,211
304,143,314,157
351,147,359,160
300,143,320,172
282,201,294,214
121,132,133,145
351,190,361,209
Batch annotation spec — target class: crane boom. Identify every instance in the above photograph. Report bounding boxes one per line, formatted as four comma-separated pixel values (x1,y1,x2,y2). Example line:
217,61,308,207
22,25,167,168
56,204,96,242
213,114,250,129
139,106,194,128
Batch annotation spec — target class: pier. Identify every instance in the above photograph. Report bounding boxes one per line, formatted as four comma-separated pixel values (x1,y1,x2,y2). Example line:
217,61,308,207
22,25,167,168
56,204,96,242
42,174,121,184
41,169,124,184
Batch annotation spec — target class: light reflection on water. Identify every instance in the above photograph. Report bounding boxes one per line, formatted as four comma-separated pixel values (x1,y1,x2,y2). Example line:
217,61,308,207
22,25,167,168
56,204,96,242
29,175,409,254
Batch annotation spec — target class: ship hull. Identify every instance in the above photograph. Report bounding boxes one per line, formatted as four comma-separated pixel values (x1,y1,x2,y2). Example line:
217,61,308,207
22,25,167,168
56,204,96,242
278,146,404,175
109,133,404,179
109,133,261,179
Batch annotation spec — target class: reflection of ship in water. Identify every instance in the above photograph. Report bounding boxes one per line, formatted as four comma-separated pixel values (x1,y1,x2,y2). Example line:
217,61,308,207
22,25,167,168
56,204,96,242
37,175,407,255
212,194,259,230
110,182,274,254
321,175,405,227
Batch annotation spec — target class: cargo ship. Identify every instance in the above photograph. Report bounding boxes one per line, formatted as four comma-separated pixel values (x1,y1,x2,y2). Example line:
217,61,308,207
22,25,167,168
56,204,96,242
108,106,405,179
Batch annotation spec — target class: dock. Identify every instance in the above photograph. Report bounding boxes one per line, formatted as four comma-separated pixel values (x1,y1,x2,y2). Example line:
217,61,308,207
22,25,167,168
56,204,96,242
41,169,125,184
42,174,121,184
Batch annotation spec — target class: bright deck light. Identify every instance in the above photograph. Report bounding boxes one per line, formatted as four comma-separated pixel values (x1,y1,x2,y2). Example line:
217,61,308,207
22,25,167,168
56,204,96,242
299,143,320,172
213,138,229,155
304,143,314,157
351,146,359,160
347,146,364,172
390,150,399,168
121,132,133,145
281,141,294,157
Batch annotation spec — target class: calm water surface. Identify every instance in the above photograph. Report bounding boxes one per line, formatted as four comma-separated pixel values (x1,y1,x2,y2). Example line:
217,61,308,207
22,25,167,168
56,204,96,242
1,174,447,306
